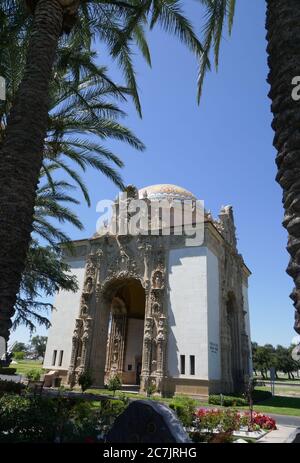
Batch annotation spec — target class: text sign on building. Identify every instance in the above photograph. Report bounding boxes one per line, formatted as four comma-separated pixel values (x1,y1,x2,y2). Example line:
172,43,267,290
209,342,219,354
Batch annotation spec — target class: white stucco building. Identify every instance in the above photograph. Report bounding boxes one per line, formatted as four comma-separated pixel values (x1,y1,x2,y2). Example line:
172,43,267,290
44,184,252,397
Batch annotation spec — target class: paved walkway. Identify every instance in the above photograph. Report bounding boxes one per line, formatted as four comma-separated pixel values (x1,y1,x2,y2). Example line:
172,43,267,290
258,425,299,443
267,413,300,428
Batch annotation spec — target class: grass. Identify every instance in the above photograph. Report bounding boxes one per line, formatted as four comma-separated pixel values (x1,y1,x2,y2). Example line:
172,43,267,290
4,375,298,418
254,375,300,384
85,388,175,403
256,385,300,396
85,388,300,417
250,396,300,416
9,359,43,376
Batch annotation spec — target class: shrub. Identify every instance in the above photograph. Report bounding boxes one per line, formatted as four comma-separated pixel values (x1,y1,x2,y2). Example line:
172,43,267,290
252,389,272,403
78,371,93,392
169,395,197,428
0,367,16,375
146,382,156,397
193,408,240,443
13,351,25,360
107,375,122,396
209,394,248,407
0,379,25,395
195,408,224,434
0,395,57,442
251,412,276,430
97,396,128,428
221,409,242,432
209,389,272,407
0,395,111,443
26,369,43,381
192,408,277,442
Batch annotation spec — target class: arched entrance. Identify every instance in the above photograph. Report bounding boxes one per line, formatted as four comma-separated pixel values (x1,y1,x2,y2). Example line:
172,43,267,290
104,278,146,386
67,244,168,395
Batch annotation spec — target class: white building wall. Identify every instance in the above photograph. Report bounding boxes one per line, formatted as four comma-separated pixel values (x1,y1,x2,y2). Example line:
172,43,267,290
207,249,221,380
43,258,86,371
242,283,253,375
124,318,144,372
167,246,209,380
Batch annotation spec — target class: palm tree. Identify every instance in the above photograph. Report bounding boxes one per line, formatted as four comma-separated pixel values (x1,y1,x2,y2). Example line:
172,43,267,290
1,40,145,203
0,0,204,341
15,177,83,332
195,0,300,335
1,41,144,333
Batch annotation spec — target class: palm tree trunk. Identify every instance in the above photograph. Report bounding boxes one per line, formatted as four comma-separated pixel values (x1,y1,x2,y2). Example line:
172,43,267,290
266,0,300,334
0,0,63,340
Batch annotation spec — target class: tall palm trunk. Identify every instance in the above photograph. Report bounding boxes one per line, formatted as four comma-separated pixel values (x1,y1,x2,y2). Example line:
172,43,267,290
266,0,300,334
0,0,63,340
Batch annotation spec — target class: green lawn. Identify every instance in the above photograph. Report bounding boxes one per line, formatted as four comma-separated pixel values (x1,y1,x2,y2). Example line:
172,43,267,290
85,388,300,417
250,395,300,416
254,375,300,384
9,359,43,376
257,385,300,397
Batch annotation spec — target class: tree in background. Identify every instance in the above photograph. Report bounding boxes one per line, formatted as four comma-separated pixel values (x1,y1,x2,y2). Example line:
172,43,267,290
11,342,27,353
29,336,47,360
252,342,300,379
276,345,299,380
252,345,272,379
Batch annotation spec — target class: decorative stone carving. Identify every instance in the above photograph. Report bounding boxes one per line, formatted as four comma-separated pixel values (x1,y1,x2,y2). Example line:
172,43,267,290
216,205,237,250
157,315,167,342
86,255,97,277
60,184,252,398
152,270,164,289
152,302,161,315
144,316,154,343
85,277,93,293
124,184,139,199
80,305,88,318
105,297,127,378
67,318,84,385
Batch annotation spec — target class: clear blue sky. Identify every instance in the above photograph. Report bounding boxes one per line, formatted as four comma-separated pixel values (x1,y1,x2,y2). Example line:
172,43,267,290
10,1,300,348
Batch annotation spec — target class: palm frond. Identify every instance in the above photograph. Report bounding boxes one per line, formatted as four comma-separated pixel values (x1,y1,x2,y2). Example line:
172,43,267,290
196,0,236,103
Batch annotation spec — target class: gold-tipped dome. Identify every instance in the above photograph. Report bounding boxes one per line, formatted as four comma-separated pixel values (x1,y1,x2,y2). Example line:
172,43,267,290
138,184,196,201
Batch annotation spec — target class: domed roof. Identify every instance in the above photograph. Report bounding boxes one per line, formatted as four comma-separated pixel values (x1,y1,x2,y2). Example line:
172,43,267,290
138,184,196,201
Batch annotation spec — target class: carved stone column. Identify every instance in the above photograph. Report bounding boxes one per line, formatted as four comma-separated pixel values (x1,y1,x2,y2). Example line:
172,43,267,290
106,313,127,377
89,294,111,387
155,315,167,392
78,316,93,375
67,318,82,386
67,252,98,386
140,316,153,391
140,262,167,395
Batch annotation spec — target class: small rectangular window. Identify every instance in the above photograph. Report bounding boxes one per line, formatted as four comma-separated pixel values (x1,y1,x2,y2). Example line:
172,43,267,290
58,350,63,367
180,355,185,375
190,355,195,375
52,350,57,366
128,364,132,371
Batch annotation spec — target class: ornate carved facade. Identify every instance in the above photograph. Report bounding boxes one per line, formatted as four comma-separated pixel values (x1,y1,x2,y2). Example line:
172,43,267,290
45,184,252,397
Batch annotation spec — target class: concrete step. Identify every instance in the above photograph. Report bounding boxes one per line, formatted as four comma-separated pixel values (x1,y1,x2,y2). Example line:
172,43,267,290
122,384,140,393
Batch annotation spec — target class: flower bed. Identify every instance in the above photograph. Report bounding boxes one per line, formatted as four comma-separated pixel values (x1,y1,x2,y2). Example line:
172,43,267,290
189,408,276,443
251,411,277,431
